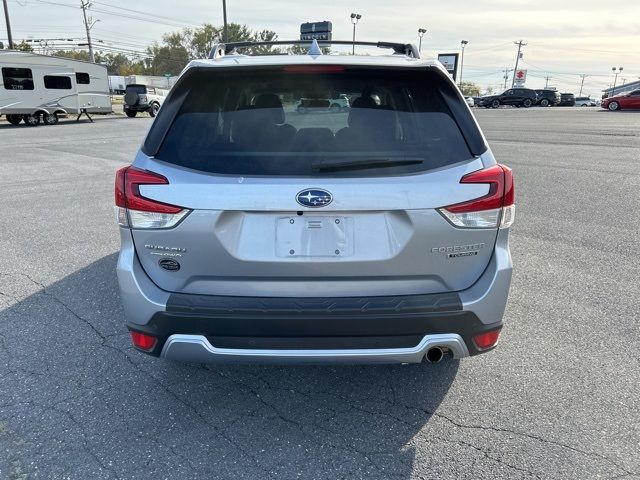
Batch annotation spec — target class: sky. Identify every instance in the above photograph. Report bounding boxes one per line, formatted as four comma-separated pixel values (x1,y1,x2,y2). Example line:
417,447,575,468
2,0,639,95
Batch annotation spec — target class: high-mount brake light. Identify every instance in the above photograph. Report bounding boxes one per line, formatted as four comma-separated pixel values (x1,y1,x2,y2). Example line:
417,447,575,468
283,65,345,73
115,166,189,229
439,164,515,229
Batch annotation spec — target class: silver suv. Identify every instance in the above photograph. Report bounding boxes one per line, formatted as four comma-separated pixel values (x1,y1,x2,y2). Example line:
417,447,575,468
123,84,166,118
115,40,514,365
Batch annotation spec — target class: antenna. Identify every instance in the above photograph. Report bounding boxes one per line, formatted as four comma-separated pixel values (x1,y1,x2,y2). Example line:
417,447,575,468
308,39,322,56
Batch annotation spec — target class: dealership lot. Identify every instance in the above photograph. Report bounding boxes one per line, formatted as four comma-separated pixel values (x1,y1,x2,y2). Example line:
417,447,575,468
0,109,638,479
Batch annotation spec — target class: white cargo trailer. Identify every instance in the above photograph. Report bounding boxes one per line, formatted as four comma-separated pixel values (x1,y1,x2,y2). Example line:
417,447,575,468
0,50,111,126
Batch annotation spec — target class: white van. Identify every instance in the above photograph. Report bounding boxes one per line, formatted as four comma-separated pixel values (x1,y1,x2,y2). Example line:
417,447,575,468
0,50,111,126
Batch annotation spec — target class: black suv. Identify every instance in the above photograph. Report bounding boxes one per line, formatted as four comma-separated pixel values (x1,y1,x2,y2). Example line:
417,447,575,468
478,88,537,108
558,93,576,106
534,89,561,107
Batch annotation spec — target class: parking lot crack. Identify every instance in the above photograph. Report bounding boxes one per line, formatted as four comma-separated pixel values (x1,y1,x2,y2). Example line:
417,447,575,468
48,404,121,479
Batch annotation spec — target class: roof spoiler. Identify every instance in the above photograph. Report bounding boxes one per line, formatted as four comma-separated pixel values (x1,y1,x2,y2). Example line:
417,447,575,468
208,40,420,60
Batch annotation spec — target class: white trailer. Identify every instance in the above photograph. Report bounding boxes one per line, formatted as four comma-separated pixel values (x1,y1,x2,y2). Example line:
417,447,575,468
0,50,111,126
124,74,177,90
109,75,126,94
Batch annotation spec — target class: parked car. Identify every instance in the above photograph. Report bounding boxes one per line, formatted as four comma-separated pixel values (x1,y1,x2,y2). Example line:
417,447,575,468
115,40,515,365
601,89,640,111
534,89,561,107
574,96,596,107
123,84,167,117
464,96,474,107
558,93,576,106
296,94,350,113
476,88,537,108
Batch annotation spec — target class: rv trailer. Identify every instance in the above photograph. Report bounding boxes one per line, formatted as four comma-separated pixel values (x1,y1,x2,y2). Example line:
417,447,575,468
0,50,111,126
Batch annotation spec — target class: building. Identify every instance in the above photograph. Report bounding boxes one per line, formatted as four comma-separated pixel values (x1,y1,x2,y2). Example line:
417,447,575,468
603,79,640,97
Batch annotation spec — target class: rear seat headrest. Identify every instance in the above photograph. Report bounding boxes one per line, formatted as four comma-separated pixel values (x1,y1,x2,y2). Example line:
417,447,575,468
253,93,285,124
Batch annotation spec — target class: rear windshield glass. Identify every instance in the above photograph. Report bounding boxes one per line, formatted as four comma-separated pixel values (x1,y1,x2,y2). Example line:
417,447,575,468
155,67,474,177
126,84,146,94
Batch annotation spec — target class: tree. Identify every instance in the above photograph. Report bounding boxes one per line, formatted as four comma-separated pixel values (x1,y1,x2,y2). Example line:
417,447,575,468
15,40,34,52
459,81,481,97
146,42,190,76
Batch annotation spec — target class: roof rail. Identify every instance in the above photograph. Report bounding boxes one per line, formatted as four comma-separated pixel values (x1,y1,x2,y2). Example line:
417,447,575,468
208,40,420,60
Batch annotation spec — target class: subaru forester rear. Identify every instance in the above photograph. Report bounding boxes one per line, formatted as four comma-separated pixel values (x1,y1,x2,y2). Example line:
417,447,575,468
115,41,514,364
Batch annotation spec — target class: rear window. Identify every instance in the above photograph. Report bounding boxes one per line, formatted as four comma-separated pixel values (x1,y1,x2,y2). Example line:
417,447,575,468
154,67,477,177
126,84,146,94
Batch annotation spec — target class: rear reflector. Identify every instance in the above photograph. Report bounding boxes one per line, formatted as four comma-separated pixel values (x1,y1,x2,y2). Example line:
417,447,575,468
438,164,515,229
115,166,189,229
473,330,501,350
129,331,157,352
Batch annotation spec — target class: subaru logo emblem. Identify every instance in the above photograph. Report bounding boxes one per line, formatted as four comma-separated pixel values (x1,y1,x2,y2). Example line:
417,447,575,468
296,189,333,208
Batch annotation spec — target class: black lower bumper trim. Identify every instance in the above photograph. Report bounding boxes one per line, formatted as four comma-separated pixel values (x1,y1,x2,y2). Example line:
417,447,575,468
127,292,501,357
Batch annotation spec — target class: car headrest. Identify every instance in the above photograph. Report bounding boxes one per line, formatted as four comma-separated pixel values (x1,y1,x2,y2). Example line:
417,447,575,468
253,93,285,124
348,96,378,129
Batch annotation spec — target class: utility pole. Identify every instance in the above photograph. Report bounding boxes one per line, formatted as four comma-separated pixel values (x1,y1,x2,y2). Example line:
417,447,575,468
80,0,98,63
578,74,587,96
222,0,228,43
511,40,526,87
502,68,512,89
2,0,14,49
544,76,551,88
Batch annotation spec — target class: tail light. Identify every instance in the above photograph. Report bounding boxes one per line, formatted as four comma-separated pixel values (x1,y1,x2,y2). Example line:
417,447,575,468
439,164,515,229
129,330,157,352
115,166,189,229
473,329,501,350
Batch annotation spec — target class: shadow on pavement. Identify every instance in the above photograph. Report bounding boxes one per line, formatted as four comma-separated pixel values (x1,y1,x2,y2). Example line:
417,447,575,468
0,254,458,479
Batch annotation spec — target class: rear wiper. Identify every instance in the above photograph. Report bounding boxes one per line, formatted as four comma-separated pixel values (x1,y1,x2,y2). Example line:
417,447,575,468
311,157,423,172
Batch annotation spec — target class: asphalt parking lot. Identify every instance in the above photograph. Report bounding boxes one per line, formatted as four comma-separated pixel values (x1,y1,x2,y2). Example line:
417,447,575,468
0,108,639,479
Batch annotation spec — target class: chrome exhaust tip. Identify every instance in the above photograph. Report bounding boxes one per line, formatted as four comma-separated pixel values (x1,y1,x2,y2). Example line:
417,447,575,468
425,346,444,363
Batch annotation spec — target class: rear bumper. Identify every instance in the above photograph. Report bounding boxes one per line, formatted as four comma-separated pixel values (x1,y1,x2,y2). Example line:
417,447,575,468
117,228,512,364
161,333,470,364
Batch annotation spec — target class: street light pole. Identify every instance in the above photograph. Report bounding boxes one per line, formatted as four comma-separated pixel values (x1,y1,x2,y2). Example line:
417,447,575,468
612,67,623,95
417,28,426,53
350,13,361,55
2,0,14,49
459,40,468,89
222,0,228,43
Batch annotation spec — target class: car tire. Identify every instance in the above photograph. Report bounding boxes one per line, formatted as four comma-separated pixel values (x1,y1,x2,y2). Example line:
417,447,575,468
540,99,549,107
608,101,620,111
523,99,533,108
149,103,160,117
25,114,40,127
126,111,137,118
491,99,500,108
43,113,59,125
6,114,22,125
